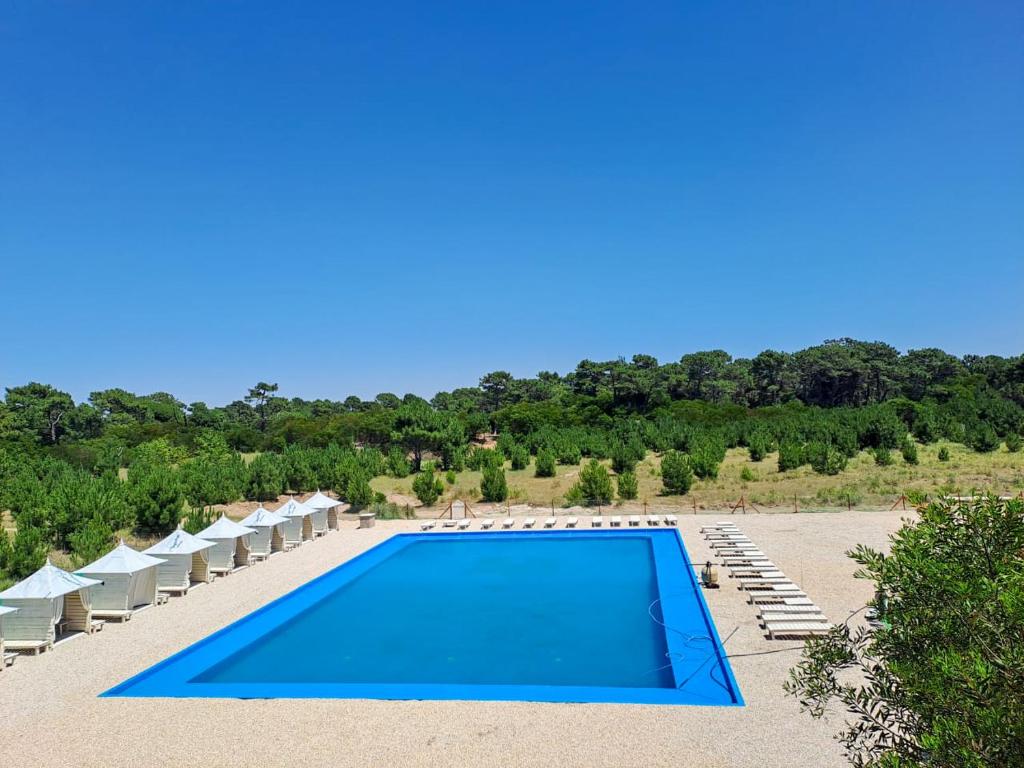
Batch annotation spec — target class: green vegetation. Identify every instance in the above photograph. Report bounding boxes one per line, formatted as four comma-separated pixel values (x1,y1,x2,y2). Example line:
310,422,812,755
786,496,1024,767
411,468,444,506
616,470,638,500
565,459,614,506
1,339,1023,586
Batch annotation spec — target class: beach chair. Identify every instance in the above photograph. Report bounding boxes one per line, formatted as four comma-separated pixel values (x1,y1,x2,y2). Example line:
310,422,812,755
728,566,777,576
765,620,833,640
501,518,515,529
748,591,809,604
480,519,494,530
457,519,471,530
420,521,436,531
720,554,768,563
758,604,824,617
647,515,662,526
592,516,604,527
701,523,738,533
665,515,678,525
566,517,579,528
628,515,640,527
523,518,536,528
441,519,458,528
609,516,622,527
543,518,557,528
737,577,791,591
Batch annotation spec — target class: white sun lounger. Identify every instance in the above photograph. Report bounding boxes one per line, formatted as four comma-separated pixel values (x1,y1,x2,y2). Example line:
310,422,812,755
664,515,678,526
442,519,458,528
592,516,604,527
765,620,834,640
480,519,494,530
626,515,639,527
728,565,776,575
501,518,515,529
457,519,471,530
749,591,808,604
609,516,622,527
721,556,768,564
523,518,536,528
711,541,756,549
735,570,785,580
420,521,436,531
647,515,662,526
701,524,739,533
759,604,824,617
543,518,557,528
566,517,579,528
738,578,791,591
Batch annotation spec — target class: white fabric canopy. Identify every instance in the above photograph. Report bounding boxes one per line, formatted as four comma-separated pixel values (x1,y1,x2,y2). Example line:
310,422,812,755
77,540,166,576
239,506,288,528
303,491,341,511
197,515,256,540
275,498,314,518
0,559,102,600
0,606,18,618
143,524,216,556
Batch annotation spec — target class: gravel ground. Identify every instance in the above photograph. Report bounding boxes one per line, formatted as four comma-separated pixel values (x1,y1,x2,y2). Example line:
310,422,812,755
0,511,904,768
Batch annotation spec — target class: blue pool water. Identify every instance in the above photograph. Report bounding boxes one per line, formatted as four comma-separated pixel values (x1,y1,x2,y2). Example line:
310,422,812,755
105,530,742,705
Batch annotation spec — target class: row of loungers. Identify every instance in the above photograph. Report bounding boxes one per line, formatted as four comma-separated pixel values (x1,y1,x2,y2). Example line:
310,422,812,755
0,493,345,665
421,514,680,531
703,521,833,639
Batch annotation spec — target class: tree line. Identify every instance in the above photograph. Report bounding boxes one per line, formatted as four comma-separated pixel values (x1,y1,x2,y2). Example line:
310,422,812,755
1,339,1022,586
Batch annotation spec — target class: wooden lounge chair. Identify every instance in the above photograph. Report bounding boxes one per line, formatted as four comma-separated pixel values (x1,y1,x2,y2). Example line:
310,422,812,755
501,518,515,529
592,516,604,527
609,516,622,527
420,521,436,531
92,609,133,623
5,639,51,656
457,519,471,530
664,515,678,526
543,518,557,528
765,620,833,640
523,518,536,528
566,517,579,528
628,515,640,527
480,519,494,530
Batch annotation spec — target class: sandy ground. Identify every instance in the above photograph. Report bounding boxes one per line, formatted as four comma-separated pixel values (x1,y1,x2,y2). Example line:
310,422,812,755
0,511,905,768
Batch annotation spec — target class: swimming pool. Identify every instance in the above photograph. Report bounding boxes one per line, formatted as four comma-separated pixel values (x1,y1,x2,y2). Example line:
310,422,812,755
104,530,742,705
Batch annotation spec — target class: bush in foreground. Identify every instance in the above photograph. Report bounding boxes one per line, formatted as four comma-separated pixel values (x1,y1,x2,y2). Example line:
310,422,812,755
785,496,1024,767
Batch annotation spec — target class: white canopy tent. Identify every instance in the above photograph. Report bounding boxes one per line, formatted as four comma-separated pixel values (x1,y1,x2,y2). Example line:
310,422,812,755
197,515,256,574
238,506,288,559
0,560,103,653
76,540,166,620
143,525,215,594
275,498,315,545
0,605,18,669
304,490,343,530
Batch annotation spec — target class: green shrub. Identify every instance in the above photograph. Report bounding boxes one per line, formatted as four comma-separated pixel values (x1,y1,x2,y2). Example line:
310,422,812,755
969,424,1000,453
0,524,48,582
740,466,756,482
938,446,951,462
873,447,894,466
556,442,582,466
610,441,642,474
534,448,556,478
661,450,694,495
617,470,638,500
901,438,919,465
247,453,286,501
747,431,772,462
412,468,444,506
509,445,530,471
480,464,508,502
690,436,726,480
777,442,804,472
807,442,847,475
345,471,373,510
386,447,411,478
130,464,184,533
445,469,457,485
1005,433,1022,453
68,515,114,568
567,460,613,506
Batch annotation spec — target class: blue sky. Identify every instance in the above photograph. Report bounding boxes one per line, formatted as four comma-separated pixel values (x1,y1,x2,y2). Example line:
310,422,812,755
1,2,1021,405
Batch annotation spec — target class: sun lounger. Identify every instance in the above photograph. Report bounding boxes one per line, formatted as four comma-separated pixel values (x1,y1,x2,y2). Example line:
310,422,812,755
457,519,471,530
748,591,808,604
592,516,604,527
728,565,777,575
701,523,738,532
628,515,640,527
566,517,578,528
647,515,661,526
758,605,824,617
480,519,494,530
441,519,458,528
92,609,133,622
664,515,678,525
543,518,557,528
711,541,756,549
734,570,785,580
609,516,622,527
765,620,834,640
738,577,791,591
420,520,436,531
721,555,768,563
501,518,515,529
523,518,536,528
5,639,51,656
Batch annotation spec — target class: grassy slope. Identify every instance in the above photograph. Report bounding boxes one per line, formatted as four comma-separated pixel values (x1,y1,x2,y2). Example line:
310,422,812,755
371,440,1024,512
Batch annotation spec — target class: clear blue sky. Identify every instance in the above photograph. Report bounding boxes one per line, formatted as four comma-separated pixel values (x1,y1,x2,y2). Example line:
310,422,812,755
2,2,1021,405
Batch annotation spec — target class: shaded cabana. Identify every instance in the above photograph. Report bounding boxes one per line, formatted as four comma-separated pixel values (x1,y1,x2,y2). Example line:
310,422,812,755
304,490,343,531
197,515,257,575
0,560,103,655
0,606,17,670
76,540,166,621
143,525,215,595
238,506,288,560
275,498,315,546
